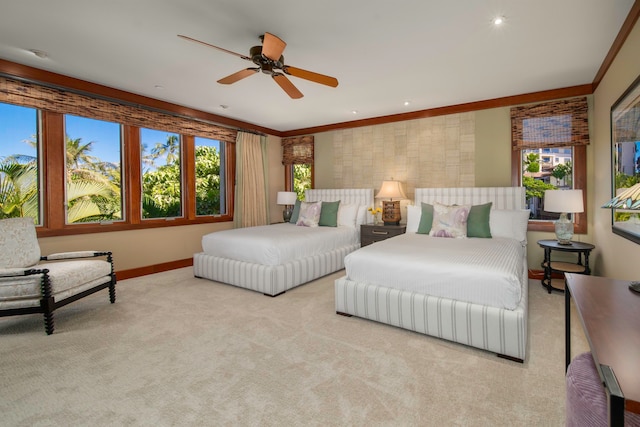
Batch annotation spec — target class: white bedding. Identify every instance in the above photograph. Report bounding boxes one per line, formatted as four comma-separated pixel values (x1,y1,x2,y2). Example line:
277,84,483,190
343,233,525,310
201,223,359,266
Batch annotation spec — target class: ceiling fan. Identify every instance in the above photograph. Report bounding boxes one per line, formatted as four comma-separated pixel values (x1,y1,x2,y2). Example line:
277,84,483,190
178,33,338,99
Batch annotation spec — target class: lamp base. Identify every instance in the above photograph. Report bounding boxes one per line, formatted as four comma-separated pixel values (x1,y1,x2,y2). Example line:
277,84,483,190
283,207,293,223
555,212,574,245
382,200,401,225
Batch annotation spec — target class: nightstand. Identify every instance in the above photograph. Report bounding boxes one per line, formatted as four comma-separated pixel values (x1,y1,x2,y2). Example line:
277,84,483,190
537,239,595,293
360,224,406,247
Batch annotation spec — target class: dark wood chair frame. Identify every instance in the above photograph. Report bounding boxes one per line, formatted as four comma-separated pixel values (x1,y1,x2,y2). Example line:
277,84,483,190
0,252,116,334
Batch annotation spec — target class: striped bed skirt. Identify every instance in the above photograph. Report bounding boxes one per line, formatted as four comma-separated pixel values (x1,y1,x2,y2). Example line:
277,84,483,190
193,244,359,296
334,276,528,361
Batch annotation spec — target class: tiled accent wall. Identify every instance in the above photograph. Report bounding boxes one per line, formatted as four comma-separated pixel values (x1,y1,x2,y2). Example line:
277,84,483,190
332,112,475,202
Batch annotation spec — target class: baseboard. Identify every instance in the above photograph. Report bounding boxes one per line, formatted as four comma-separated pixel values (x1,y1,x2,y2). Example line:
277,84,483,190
116,258,193,280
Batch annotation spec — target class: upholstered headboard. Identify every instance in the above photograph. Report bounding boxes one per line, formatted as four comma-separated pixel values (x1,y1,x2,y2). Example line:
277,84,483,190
414,187,526,210
305,188,374,207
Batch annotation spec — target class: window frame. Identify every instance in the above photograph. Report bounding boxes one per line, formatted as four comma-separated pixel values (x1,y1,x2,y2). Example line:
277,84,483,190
22,110,235,238
512,144,587,233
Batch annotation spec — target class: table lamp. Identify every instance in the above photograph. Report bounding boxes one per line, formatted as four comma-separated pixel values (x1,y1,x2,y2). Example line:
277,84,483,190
544,189,584,245
276,191,297,222
602,183,640,293
375,180,407,225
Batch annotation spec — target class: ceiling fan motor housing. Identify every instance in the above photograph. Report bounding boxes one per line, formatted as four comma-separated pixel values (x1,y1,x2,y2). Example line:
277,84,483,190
250,45,284,74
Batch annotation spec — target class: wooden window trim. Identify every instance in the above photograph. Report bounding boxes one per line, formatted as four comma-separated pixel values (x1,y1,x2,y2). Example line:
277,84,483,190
32,112,234,238
511,145,587,234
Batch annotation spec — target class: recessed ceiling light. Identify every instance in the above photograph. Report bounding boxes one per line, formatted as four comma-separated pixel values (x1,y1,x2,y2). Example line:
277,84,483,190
351,110,358,115
492,16,506,26
28,49,48,59
154,85,164,89
404,101,411,107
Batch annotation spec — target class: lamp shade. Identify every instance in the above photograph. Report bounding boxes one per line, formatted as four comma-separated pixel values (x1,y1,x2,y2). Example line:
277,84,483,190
544,189,584,213
375,180,407,200
602,183,640,210
276,191,297,205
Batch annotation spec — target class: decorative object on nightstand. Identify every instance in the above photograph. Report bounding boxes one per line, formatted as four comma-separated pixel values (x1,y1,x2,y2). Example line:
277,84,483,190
602,182,640,293
543,189,584,245
276,191,297,222
367,206,382,224
375,180,407,225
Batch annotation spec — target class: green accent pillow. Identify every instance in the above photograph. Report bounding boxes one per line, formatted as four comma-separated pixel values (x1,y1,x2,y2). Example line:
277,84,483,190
289,199,301,224
467,202,493,238
416,203,434,234
319,200,341,227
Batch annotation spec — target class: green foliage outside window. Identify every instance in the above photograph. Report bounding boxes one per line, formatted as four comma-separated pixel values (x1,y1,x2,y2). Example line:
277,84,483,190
293,164,311,200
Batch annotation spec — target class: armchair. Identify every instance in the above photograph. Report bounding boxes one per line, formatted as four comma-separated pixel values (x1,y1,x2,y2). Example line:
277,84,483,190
0,217,116,334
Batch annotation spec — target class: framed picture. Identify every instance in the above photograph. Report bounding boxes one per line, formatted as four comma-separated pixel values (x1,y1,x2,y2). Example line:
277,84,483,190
610,73,640,244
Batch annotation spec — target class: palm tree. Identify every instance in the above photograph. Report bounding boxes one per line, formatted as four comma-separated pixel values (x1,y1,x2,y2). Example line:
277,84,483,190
150,135,180,165
0,158,39,219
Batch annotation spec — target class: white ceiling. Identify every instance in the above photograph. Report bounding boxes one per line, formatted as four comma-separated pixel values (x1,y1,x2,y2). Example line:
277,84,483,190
0,0,635,132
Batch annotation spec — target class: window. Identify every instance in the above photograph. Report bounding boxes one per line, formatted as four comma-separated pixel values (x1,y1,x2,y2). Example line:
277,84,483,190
195,136,225,216
511,97,589,233
0,103,40,223
0,71,237,236
64,115,122,223
282,136,314,198
140,128,182,219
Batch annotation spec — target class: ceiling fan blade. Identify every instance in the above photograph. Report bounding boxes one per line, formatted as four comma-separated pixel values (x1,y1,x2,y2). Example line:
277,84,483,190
217,68,259,85
262,32,286,61
178,34,250,61
272,74,303,99
283,66,339,88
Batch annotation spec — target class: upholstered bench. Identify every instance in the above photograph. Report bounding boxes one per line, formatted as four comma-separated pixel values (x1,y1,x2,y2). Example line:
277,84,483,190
566,352,640,426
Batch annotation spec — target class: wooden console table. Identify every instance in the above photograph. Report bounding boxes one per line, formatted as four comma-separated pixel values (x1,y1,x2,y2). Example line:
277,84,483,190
565,273,640,426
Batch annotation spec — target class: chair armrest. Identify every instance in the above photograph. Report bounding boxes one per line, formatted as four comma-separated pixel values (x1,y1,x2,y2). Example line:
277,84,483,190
41,251,111,261
0,267,48,278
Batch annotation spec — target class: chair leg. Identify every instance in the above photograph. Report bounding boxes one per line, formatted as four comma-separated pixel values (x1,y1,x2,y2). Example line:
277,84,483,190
43,311,54,335
109,282,116,304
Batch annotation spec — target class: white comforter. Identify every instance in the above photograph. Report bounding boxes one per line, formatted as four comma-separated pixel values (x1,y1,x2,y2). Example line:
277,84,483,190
201,223,359,266
343,233,526,310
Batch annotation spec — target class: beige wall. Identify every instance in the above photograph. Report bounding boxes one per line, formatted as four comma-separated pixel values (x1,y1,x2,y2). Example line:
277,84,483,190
313,101,603,270
38,134,286,273
592,19,640,280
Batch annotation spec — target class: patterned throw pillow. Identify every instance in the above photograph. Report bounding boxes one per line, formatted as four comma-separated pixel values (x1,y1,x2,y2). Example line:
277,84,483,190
429,202,470,238
296,201,322,227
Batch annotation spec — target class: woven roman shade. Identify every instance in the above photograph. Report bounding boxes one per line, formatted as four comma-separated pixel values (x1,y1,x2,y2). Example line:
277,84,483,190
282,136,314,165
511,97,589,150
0,76,237,144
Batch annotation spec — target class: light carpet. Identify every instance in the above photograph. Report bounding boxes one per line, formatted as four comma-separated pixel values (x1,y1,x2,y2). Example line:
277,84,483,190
0,267,588,426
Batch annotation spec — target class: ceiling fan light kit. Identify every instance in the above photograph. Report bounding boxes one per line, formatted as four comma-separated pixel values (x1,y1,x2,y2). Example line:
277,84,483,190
178,32,338,99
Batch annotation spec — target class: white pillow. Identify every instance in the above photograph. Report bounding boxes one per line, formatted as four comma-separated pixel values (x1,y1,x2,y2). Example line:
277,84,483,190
296,201,321,227
356,205,368,226
406,205,422,233
489,209,530,242
337,203,359,227
429,202,470,238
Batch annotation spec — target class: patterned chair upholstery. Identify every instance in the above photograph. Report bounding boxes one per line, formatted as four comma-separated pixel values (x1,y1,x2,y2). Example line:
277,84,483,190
0,217,116,334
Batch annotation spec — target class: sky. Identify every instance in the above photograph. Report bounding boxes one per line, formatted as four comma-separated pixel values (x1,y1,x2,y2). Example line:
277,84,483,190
0,103,219,165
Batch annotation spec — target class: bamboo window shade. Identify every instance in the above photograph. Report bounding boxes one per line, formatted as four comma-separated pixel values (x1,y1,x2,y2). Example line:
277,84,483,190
0,76,238,143
282,135,314,165
511,97,589,150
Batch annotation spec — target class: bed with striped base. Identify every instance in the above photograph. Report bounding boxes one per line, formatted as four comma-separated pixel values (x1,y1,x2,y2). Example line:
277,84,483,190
334,187,529,362
194,189,374,296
